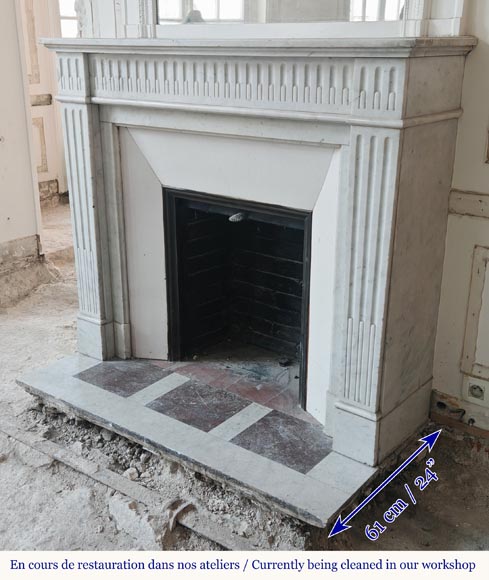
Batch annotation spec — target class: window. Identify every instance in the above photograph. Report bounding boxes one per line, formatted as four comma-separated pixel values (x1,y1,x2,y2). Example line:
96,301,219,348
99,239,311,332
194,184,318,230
59,0,78,37
350,0,405,22
158,0,244,24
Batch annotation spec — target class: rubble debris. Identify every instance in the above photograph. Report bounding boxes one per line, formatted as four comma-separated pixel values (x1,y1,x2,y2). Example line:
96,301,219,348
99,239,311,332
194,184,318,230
18,405,309,550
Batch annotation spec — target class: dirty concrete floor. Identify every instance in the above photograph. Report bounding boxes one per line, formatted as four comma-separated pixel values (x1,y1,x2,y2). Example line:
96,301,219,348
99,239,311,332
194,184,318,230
0,287,222,549
40,201,74,260
0,255,141,550
0,208,216,550
332,430,489,551
0,204,488,551
0,210,307,550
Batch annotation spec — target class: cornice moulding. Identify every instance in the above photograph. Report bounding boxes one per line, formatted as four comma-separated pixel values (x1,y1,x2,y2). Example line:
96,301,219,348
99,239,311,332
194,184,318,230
40,36,477,59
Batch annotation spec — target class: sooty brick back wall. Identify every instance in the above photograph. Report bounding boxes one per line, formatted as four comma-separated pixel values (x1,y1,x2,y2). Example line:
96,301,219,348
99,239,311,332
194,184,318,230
178,204,305,358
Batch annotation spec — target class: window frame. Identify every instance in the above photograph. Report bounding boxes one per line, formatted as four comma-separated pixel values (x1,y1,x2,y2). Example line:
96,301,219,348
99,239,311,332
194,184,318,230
59,0,78,38
158,0,245,24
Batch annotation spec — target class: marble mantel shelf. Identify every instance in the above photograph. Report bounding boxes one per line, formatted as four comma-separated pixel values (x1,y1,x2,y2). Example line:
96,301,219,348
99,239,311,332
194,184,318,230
41,36,477,58
41,35,476,131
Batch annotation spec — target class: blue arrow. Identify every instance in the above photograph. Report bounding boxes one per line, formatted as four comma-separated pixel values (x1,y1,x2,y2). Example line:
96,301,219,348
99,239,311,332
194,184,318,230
328,429,442,538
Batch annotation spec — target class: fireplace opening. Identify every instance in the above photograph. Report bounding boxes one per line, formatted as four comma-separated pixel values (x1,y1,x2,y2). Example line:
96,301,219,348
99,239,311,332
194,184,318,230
164,188,312,409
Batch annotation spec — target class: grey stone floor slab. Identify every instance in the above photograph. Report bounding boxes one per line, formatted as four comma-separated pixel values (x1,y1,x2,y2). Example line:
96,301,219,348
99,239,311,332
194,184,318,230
129,373,189,405
307,450,376,491
209,403,272,440
17,354,378,528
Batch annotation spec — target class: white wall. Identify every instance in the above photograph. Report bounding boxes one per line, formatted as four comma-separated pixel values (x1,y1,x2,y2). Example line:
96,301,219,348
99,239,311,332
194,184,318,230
452,1,489,193
0,0,40,246
433,0,489,429
19,0,68,203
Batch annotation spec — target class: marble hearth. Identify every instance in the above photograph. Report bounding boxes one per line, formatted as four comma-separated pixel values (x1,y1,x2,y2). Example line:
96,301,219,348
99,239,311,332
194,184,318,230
19,34,475,527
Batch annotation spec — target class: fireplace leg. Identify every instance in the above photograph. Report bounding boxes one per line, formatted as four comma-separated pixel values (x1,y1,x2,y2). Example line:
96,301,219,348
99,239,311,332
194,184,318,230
60,85,114,359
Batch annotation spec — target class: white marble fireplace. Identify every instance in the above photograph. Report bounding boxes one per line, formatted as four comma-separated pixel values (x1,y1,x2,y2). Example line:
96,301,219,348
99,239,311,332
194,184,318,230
44,35,474,467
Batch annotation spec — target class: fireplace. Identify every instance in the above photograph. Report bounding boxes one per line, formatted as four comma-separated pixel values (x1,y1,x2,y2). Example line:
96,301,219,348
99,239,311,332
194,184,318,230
164,189,312,408
17,34,475,530
31,36,475,478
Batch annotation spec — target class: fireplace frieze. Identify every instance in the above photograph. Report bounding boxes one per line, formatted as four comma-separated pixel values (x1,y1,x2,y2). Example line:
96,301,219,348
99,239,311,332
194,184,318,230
46,38,475,127
44,36,475,466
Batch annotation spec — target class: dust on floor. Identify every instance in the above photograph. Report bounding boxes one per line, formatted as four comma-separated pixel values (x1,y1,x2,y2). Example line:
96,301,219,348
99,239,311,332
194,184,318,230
0,247,217,549
0,210,488,550
0,251,308,550
332,429,489,551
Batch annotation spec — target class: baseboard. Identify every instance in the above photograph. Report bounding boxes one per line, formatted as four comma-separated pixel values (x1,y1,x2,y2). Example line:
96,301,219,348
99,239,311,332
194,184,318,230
0,235,58,308
431,389,489,434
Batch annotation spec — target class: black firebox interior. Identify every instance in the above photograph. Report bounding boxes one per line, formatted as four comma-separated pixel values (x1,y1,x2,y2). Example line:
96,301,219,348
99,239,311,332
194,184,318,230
163,188,312,408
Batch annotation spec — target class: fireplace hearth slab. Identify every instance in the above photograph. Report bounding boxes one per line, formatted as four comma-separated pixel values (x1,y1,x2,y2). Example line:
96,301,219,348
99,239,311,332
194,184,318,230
74,359,171,397
231,410,332,474
18,355,377,528
147,381,252,432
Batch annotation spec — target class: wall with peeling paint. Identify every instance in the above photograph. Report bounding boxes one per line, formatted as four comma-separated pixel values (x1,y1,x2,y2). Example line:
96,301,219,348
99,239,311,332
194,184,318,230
0,0,40,247
434,0,489,431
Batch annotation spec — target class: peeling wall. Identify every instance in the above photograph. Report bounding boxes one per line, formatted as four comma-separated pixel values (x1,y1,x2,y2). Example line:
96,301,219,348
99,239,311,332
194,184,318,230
18,0,67,206
0,0,40,247
433,0,489,430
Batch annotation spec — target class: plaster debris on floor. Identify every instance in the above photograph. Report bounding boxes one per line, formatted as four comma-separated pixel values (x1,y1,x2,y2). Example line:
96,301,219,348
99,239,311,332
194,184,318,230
1,0,489,559
1,211,488,550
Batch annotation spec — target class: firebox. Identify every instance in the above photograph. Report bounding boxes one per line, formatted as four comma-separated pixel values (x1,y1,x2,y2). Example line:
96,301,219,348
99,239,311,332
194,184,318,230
163,188,312,408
